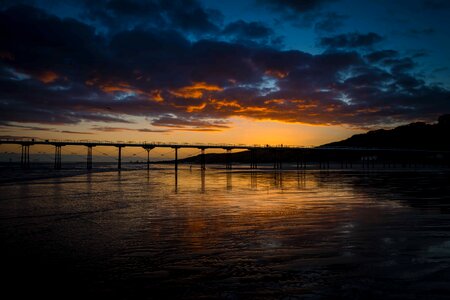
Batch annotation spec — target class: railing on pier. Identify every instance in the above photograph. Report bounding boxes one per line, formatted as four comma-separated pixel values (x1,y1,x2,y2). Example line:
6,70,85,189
0,138,448,171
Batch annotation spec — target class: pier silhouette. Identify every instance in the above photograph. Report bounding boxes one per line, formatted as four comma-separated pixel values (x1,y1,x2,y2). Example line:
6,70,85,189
1,138,449,170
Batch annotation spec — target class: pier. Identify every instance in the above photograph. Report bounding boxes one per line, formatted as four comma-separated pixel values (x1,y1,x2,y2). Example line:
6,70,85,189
1,139,449,170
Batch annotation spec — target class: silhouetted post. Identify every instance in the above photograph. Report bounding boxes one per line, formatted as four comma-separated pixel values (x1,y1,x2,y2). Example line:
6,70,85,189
251,171,257,189
117,146,122,170
143,146,154,170
200,168,205,193
273,149,277,169
250,149,257,169
226,170,232,191
302,150,307,169
173,147,179,171
54,145,62,169
174,168,178,193
226,148,232,169
200,148,206,170
87,146,93,170
278,149,283,169
21,144,30,169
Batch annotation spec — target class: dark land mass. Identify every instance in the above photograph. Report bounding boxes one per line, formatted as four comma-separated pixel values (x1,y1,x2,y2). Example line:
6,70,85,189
322,114,450,150
177,115,450,166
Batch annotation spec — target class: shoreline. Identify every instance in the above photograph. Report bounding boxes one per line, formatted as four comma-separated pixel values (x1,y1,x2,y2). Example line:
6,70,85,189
1,163,449,184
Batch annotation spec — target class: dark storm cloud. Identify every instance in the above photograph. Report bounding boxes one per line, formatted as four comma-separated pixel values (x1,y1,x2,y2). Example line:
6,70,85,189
319,32,383,49
364,50,398,63
258,0,336,13
0,4,107,85
258,0,342,30
80,0,222,35
222,20,283,46
314,12,347,33
223,20,273,39
0,0,223,35
0,2,449,130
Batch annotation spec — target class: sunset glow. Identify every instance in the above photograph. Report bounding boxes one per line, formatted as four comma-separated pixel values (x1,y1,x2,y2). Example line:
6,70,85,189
0,0,449,146
1,2,450,299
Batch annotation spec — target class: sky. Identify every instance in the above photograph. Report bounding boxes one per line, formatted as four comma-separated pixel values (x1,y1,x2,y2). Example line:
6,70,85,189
1,0,450,149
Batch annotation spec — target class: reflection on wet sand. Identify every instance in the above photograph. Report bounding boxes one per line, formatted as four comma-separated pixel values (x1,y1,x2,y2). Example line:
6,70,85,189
0,167,449,299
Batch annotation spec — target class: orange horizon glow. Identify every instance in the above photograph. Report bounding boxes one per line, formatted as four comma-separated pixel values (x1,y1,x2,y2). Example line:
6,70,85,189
0,117,363,149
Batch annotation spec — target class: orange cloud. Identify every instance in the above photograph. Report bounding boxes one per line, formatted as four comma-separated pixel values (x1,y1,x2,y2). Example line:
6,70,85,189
89,80,164,102
38,71,58,84
170,82,223,98
186,102,207,112
150,90,164,102
210,99,241,109
264,99,285,105
297,104,318,110
235,106,274,113
356,107,382,113
209,98,275,115
265,69,288,78
100,82,135,93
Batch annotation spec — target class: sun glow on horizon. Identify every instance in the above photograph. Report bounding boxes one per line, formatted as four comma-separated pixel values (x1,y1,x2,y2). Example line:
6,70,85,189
0,117,363,157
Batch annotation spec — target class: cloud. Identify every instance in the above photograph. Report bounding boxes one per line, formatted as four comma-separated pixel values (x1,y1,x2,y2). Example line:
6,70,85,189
91,126,169,133
151,116,231,130
258,0,342,30
319,32,383,49
222,20,282,46
364,50,398,63
0,0,223,37
0,3,449,131
0,122,93,134
314,12,347,33
80,0,222,35
223,20,273,39
258,0,336,13
60,130,93,134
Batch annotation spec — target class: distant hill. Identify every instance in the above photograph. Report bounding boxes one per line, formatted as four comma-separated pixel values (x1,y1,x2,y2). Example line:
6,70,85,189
174,115,450,165
322,114,450,150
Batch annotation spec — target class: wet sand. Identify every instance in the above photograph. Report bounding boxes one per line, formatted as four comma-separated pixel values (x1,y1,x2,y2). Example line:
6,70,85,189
1,166,449,299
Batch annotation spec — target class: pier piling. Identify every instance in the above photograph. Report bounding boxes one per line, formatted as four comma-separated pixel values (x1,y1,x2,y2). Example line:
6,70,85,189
54,145,62,169
21,144,30,169
87,146,93,170
143,146,154,170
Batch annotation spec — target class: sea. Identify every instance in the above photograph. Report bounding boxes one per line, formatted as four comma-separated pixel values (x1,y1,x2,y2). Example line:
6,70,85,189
1,163,450,299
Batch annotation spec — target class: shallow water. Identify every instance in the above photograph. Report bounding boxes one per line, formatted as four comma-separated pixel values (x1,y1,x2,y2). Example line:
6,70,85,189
1,166,450,299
